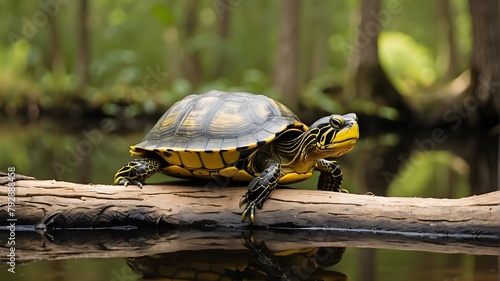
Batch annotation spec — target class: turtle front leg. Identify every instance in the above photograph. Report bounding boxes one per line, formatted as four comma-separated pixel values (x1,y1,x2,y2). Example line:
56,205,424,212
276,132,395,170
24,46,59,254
242,232,292,279
239,160,281,223
114,158,160,188
315,159,347,193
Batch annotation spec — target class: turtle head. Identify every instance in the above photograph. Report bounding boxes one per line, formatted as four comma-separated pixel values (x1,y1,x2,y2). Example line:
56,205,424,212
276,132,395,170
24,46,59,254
308,113,359,158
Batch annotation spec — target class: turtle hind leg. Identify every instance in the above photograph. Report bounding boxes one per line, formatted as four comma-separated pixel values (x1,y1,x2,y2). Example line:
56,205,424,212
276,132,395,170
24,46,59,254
114,158,161,188
315,159,347,193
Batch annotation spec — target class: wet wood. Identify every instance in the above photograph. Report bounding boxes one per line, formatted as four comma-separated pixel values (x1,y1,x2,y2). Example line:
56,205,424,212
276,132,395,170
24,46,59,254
0,227,498,263
0,179,498,236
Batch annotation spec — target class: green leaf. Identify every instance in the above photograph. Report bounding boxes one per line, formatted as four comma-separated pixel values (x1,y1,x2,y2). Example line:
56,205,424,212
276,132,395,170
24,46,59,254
150,4,174,26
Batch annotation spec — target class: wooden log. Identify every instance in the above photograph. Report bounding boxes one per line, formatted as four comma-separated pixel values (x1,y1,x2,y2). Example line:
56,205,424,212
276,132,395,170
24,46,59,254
0,179,498,236
0,179,499,262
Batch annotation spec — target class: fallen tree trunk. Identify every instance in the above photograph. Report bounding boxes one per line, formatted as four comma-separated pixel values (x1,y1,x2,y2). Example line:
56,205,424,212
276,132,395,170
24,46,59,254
0,179,498,236
0,179,499,262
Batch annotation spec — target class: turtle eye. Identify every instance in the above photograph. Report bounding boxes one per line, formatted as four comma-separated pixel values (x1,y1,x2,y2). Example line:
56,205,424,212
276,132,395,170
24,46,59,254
330,116,345,129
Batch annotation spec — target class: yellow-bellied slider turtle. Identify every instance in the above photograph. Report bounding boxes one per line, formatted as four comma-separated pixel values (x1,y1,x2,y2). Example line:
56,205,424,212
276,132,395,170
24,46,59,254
114,90,359,223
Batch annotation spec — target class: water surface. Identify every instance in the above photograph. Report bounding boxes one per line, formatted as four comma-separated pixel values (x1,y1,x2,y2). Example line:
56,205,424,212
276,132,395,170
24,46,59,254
0,118,498,280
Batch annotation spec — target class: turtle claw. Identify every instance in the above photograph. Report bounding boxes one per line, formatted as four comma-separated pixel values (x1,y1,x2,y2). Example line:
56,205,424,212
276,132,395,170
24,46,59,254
241,209,248,222
239,163,280,224
239,196,247,208
240,192,257,223
115,177,143,189
241,202,256,224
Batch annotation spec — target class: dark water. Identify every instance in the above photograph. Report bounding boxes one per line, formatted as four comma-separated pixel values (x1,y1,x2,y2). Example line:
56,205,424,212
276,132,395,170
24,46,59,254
0,119,498,280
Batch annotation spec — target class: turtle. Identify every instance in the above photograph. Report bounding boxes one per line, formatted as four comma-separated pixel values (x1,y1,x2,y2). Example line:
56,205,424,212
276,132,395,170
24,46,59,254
114,90,359,223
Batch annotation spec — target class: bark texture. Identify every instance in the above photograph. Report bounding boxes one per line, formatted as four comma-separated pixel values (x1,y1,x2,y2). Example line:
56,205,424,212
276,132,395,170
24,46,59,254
0,180,498,235
273,0,301,112
0,179,498,263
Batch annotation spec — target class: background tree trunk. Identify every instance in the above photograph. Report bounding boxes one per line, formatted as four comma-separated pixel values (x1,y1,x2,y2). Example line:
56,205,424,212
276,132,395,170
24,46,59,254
181,0,202,87
354,0,416,124
273,0,301,112
76,0,90,94
213,0,231,79
439,0,460,79
47,12,63,74
468,0,499,129
303,0,330,82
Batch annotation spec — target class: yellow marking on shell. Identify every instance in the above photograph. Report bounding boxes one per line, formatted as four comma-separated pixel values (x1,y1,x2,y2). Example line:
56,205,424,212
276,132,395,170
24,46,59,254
159,96,196,129
163,165,193,178
297,122,309,131
208,100,255,136
219,167,239,178
178,151,203,168
199,152,225,169
129,146,143,157
245,142,258,150
232,170,254,181
192,169,210,177
221,150,240,165
179,96,220,135
163,151,182,166
264,134,276,143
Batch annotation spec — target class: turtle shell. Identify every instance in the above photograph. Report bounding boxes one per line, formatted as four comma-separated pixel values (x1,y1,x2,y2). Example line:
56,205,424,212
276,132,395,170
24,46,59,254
130,90,307,179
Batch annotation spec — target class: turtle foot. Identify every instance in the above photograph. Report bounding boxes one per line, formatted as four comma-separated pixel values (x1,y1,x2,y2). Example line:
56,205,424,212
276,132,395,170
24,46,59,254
239,196,257,223
239,177,273,224
114,177,143,189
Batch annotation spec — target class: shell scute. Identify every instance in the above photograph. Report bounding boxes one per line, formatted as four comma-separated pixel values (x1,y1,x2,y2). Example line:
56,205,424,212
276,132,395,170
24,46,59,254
133,91,305,167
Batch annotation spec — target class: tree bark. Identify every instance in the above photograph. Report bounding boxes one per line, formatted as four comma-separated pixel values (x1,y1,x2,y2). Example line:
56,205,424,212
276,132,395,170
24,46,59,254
213,0,231,78
181,0,202,87
76,0,90,94
439,0,460,79
468,0,500,129
273,0,301,112
1,179,498,263
0,180,498,236
0,179,498,264
354,0,416,124
47,11,63,74
304,0,330,82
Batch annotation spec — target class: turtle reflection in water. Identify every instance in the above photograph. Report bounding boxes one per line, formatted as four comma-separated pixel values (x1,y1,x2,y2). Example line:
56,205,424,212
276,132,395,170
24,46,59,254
114,91,359,223
125,237,347,281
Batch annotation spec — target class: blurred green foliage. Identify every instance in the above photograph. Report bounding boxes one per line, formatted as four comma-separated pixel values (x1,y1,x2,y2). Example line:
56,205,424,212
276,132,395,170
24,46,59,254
0,0,472,117
387,151,470,198
379,32,438,93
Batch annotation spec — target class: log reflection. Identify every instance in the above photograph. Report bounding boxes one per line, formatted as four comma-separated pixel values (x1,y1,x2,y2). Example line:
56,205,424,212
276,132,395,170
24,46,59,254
125,232,347,281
